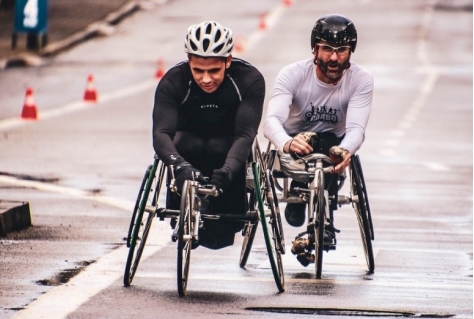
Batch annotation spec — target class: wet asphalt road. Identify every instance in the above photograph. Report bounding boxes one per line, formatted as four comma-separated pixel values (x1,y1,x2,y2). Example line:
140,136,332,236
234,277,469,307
0,0,472,318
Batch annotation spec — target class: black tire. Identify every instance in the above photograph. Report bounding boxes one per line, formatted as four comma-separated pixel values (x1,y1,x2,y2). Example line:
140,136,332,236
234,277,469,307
239,221,258,268
353,155,374,240
264,150,285,255
126,165,151,248
124,159,163,287
253,162,285,292
314,169,326,279
177,180,193,296
266,169,286,255
239,183,258,268
351,155,375,273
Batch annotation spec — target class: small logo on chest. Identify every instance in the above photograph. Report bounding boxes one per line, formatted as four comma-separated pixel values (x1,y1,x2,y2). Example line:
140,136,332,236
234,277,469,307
201,104,219,109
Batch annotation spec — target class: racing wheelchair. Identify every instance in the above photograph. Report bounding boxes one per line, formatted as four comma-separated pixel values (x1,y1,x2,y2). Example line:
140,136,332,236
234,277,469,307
123,142,285,296
262,143,374,279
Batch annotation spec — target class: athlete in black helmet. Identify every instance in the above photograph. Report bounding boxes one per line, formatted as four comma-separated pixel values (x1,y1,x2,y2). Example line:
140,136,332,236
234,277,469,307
264,14,373,265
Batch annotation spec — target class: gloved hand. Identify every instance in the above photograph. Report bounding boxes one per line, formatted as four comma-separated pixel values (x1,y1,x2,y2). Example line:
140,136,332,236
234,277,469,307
173,161,206,193
329,146,351,173
210,166,235,194
284,132,317,157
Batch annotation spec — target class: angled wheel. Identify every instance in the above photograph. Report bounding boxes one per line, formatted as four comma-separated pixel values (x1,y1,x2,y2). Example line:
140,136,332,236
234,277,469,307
126,165,151,248
177,180,193,296
265,151,285,255
350,154,375,273
239,220,258,268
239,177,258,268
314,169,326,279
124,158,165,286
253,162,285,292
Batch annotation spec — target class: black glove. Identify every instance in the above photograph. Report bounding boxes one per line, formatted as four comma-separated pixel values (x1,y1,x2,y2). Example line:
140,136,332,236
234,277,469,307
173,161,206,193
210,166,235,194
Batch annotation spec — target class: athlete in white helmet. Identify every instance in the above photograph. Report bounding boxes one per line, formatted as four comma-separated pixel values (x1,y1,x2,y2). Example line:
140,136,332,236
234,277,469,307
153,21,265,250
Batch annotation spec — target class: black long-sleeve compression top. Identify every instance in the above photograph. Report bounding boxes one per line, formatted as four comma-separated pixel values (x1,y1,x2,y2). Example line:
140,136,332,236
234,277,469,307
152,57,265,174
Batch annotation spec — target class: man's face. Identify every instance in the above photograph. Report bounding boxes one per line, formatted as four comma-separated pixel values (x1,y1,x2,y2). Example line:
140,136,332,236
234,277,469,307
188,55,231,93
314,41,351,83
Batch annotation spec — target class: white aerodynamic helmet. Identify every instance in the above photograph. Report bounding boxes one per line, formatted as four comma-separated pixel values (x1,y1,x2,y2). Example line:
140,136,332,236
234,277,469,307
184,21,234,57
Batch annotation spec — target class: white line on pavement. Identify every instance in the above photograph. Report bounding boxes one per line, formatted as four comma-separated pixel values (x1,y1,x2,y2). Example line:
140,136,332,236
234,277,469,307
0,79,157,132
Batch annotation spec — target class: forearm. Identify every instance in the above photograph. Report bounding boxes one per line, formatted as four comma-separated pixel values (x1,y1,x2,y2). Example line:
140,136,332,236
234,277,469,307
263,116,292,152
225,98,263,173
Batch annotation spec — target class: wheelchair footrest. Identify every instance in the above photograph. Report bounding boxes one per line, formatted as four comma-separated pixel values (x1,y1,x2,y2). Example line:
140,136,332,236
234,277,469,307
201,211,259,222
156,208,180,220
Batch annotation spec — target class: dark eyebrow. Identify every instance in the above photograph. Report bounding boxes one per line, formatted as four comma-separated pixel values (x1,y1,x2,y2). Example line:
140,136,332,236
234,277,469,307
192,67,222,73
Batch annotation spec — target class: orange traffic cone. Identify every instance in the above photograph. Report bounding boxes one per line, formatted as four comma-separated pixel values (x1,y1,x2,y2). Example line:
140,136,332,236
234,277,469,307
259,14,267,31
155,57,165,79
83,74,98,102
21,87,38,120
234,34,245,53
283,0,292,6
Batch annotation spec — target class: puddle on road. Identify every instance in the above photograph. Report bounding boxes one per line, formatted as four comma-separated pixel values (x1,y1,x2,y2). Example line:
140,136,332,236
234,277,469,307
246,307,455,318
35,260,95,286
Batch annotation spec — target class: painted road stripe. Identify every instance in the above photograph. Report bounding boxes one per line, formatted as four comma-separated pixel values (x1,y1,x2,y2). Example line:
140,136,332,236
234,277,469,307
381,2,438,158
11,216,169,319
422,161,451,172
0,175,135,212
0,79,157,132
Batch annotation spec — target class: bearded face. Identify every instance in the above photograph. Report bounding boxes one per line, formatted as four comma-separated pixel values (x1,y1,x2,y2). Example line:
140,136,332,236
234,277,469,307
314,42,351,84
316,57,350,82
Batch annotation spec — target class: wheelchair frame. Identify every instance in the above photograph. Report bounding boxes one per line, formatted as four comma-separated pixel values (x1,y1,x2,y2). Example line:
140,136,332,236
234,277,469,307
264,143,375,278
123,142,285,296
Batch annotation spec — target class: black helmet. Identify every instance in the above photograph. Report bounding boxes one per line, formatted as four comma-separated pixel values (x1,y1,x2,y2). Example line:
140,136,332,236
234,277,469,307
311,14,357,52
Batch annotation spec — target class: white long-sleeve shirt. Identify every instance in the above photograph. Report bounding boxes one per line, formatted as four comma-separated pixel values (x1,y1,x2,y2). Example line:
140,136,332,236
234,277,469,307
263,58,374,154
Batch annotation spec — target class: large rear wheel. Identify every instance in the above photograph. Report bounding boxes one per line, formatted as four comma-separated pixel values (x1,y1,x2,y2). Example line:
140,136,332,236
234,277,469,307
267,170,286,255
314,169,326,279
124,159,165,286
253,162,285,292
350,155,375,273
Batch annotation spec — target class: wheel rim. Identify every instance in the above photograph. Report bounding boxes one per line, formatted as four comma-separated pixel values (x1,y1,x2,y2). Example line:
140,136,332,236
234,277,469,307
124,160,162,287
351,162,375,273
314,170,325,279
239,221,258,268
178,181,193,296
252,162,285,292
127,211,154,284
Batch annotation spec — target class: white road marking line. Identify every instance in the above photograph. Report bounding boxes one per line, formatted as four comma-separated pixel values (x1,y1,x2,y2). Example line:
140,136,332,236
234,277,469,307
11,234,168,319
5,177,170,319
422,162,451,172
0,175,134,212
0,79,157,132
381,2,439,158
